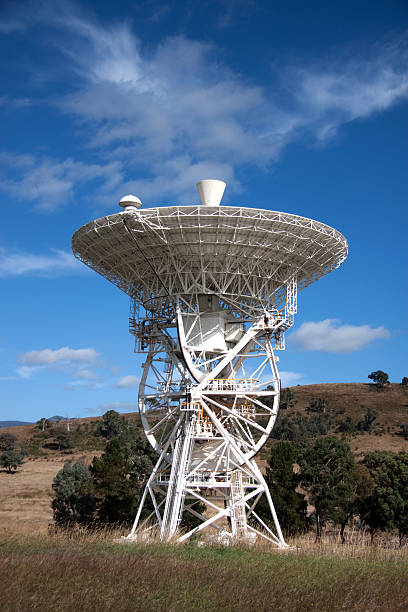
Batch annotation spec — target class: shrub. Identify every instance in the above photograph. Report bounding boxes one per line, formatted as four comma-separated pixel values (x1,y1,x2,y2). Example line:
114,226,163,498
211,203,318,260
52,461,95,527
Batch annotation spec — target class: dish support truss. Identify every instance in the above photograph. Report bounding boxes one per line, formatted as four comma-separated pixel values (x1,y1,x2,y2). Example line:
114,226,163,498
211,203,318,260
127,279,298,547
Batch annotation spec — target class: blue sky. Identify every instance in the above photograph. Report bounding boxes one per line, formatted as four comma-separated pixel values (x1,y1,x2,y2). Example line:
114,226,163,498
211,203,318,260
0,0,407,422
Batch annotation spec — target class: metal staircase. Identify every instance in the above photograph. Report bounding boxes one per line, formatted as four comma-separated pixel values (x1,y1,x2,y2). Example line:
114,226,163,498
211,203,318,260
230,470,247,537
160,414,196,539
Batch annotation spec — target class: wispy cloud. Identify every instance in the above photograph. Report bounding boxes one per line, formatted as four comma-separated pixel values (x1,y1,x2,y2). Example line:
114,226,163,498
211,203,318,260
289,319,390,353
64,368,103,390
280,371,304,387
17,346,101,380
0,95,32,109
1,2,407,206
0,152,122,211
0,246,81,277
115,375,140,388
20,346,100,366
74,369,99,380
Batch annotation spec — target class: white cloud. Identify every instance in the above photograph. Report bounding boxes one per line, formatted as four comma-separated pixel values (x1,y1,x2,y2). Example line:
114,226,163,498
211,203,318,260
115,375,139,388
1,3,407,206
65,366,107,390
280,371,304,387
74,369,99,380
289,43,408,142
0,152,123,211
20,346,100,366
289,319,390,353
16,366,40,380
0,246,80,277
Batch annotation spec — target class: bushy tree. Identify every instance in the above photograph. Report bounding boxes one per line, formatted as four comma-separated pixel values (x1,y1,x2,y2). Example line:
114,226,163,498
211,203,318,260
279,388,297,410
332,464,374,542
368,370,389,389
52,461,95,527
273,412,332,442
401,377,408,387
1,449,26,472
51,427,157,529
55,431,74,452
299,437,355,539
307,398,327,413
398,423,408,440
254,441,308,536
37,418,51,431
0,432,17,451
98,410,125,439
0,433,27,472
362,451,408,545
90,439,136,524
337,416,356,434
357,407,377,432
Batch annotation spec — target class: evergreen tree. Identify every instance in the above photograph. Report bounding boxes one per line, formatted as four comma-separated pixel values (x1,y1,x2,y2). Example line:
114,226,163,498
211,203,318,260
279,388,297,410
52,461,95,527
91,439,136,524
55,431,74,452
254,440,308,536
51,430,157,528
99,410,125,440
362,451,408,545
299,437,355,539
331,464,374,542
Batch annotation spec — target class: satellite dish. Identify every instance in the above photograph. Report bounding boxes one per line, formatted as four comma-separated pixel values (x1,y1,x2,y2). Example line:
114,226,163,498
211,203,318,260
72,180,348,546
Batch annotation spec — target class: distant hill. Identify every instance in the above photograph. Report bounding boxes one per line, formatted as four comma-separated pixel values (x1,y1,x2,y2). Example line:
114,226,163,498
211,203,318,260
270,382,408,458
0,384,407,459
0,420,33,428
0,416,67,429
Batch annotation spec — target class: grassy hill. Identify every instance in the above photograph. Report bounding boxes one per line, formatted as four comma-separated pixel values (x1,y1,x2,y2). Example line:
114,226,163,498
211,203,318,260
273,382,408,457
1,383,407,536
4,382,407,457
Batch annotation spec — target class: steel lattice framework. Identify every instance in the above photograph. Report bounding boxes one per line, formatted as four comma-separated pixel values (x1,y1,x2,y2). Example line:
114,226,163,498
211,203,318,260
72,201,348,546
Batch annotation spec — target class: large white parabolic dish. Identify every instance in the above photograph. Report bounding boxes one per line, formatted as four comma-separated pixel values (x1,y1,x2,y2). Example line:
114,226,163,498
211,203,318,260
72,205,348,313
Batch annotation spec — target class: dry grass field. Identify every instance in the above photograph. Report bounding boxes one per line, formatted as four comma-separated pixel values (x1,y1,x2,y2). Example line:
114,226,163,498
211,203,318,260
1,530,408,611
0,453,100,536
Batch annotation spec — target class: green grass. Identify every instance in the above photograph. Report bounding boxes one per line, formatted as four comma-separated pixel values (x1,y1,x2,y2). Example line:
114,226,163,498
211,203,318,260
1,532,408,611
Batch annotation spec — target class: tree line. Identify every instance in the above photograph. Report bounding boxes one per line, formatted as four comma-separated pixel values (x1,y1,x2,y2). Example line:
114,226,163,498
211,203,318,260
259,437,408,545
51,410,204,531
51,409,408,545
50,369,408,538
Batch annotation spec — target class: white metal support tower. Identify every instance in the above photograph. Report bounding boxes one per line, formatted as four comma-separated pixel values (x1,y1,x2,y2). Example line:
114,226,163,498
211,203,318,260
72,179,348,546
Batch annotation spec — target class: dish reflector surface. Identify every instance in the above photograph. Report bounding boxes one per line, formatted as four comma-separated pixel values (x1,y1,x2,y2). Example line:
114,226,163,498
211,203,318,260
72,205,347,313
